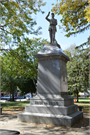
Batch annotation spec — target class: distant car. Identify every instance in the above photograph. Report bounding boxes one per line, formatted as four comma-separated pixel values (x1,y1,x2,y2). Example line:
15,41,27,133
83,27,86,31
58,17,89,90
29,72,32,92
25,95,31,100
16,95,25,99
1,96,4,100
1,96,10,100
14,96,18,99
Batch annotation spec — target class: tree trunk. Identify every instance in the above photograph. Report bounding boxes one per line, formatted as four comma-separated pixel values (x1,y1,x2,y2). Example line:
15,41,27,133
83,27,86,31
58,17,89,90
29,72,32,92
31,93,33,98
12,93,14,101
10,84,12,101
10,86,14,101
10,92,11,100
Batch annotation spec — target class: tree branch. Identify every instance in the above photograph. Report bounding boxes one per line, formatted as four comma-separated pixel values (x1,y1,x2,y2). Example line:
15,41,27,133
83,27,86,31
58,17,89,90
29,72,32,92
77,1,89,12
0,24,7,28
75,41,88,49
0,27,11,34
68,24,90,36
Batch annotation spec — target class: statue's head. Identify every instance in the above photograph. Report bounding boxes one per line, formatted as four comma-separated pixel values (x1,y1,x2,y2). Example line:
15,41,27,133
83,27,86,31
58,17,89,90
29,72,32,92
51,13,54,18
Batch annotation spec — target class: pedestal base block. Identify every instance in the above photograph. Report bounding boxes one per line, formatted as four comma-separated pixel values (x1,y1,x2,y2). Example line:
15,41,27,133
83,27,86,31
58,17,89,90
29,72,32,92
18,96,83,127
18,111,83,127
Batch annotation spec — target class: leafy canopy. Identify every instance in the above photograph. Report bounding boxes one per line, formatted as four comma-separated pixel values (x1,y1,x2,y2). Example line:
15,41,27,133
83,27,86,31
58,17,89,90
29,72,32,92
52,0,90,37
0,0,46,45
1,38,48,96
64,44,89,101
10,38,48,78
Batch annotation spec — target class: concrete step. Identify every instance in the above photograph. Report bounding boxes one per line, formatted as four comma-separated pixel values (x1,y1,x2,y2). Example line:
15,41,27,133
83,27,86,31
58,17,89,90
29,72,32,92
25,104,78,115
18,111,83,127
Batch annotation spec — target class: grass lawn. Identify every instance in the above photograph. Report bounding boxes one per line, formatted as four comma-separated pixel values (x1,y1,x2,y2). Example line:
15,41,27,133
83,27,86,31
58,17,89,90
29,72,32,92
75,102,90,113
1,101,30,111
78,98,90,103
1,100,90,113
74,98,90,112
73,98,90,103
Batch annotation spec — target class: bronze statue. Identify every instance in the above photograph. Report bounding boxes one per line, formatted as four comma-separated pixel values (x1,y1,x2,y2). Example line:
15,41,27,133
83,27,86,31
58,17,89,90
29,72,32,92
45,12,57,44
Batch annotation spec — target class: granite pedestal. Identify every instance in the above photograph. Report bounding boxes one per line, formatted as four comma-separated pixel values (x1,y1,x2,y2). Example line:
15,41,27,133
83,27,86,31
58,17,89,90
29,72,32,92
18,43,83,127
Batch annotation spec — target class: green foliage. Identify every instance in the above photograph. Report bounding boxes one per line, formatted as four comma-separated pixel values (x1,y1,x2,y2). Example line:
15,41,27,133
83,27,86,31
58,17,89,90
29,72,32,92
17,77,36,95
1,51,19,100
0,0,46,45
64,43,89,102
52,0,90,37
1,72,17,94
1,38,48,97
12,38,48,78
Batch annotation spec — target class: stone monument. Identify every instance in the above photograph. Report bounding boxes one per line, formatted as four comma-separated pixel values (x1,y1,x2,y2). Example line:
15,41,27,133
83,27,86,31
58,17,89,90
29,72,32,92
18,12,83,126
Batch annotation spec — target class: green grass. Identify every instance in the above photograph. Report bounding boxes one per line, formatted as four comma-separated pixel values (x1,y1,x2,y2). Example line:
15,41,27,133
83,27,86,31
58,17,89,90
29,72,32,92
79,98,90,101
74,98,90,103
1,100,90,113
75,102,90,112
74,98,90,112
1,101,30,111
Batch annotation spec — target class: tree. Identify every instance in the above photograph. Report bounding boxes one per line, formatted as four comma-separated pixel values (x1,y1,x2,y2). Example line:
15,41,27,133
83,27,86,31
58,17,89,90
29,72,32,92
52,0,90,37
75,37,89,92
1,72,17,101
64,43,89,102
0,0,46,45
52,0,90,101
14,38,48,94
1,38,48,99
84,0,90,22
17,76,36,96
1,53,18,101
10,38,48,78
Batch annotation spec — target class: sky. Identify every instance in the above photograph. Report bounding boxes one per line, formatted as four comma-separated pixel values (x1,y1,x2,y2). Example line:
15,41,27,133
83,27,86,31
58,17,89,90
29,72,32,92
29,0,89,50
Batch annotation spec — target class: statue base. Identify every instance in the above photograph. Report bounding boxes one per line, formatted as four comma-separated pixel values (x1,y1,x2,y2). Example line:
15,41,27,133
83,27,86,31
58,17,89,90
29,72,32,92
18,95,83,126
18,43,83,126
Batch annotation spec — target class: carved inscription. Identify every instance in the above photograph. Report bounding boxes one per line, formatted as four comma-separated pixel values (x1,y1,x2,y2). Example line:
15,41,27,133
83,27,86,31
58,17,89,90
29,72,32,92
35,101,58,106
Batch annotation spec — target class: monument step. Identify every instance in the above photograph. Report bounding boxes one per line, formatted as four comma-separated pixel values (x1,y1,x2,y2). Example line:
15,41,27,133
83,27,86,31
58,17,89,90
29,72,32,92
25,104,78,115
18,111,83,127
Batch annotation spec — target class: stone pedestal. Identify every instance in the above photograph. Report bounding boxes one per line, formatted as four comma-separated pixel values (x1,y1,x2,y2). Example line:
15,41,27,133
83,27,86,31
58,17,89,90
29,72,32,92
18,43,83,127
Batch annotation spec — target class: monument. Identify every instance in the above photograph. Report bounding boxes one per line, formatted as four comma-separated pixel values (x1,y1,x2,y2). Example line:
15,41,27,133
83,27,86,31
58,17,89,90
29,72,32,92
18,12,83,126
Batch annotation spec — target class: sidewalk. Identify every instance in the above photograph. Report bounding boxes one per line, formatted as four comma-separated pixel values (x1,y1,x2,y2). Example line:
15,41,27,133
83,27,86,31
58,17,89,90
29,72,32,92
0,110,90,135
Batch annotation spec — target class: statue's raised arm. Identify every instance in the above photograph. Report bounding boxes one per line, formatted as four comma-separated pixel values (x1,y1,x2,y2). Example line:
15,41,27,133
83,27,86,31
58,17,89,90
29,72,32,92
45,12,57,44
45,12,50,22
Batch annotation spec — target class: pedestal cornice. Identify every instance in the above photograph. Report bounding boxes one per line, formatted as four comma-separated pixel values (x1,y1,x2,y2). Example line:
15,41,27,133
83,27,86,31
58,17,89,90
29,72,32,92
35,43,70,62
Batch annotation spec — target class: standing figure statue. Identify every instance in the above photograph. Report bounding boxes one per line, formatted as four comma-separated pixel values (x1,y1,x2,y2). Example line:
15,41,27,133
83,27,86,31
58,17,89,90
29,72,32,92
45,12,57,44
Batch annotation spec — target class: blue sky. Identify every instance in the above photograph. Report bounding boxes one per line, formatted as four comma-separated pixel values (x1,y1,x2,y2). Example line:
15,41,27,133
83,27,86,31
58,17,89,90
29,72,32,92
29,0,89,50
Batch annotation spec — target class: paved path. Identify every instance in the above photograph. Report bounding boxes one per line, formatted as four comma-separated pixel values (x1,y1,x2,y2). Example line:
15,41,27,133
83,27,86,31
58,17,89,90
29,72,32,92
0,110,90,135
